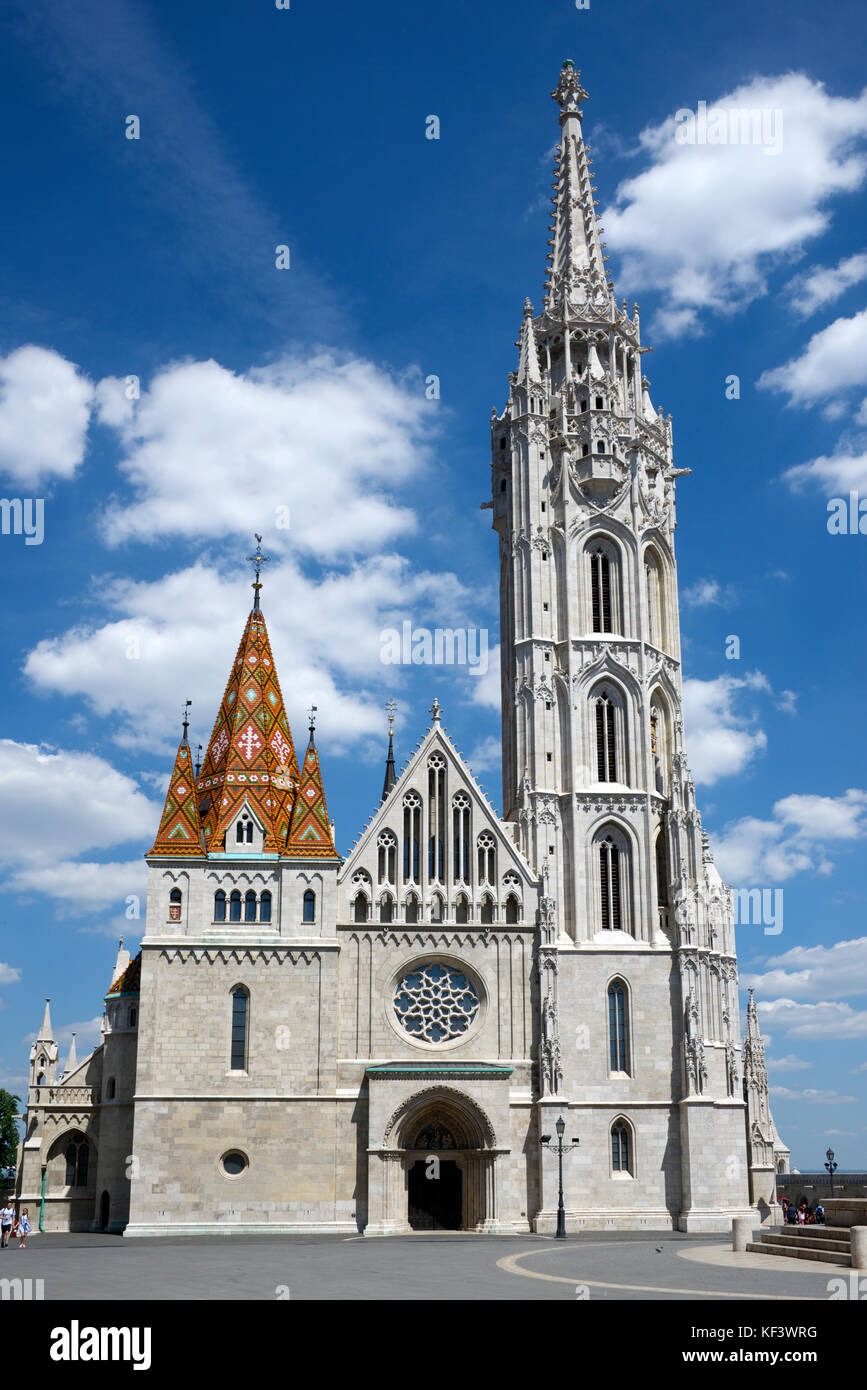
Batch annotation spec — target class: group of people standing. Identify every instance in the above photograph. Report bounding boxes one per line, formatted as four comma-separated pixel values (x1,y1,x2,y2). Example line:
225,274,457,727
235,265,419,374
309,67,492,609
779,1196,825,1225
0,1203,30,1248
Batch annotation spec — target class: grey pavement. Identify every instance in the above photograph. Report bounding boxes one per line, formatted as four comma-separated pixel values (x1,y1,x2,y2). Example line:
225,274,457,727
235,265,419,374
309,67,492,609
0,1231,846,1301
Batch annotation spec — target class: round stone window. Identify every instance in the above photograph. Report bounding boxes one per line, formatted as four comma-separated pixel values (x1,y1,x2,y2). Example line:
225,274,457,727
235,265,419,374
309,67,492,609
394,962,480,1044
220,1150,248,1177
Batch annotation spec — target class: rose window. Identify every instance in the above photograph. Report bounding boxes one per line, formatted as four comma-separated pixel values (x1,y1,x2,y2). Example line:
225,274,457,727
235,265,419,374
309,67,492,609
394,963,480,1043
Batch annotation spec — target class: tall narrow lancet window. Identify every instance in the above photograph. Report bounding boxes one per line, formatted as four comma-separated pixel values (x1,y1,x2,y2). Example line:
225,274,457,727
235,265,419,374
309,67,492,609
595,691,617,782
230,987,249,1071
455,893,469,924
608,980,629,1072
380,895,394,924
428,756,446,881
244,890,257,922
353,894,369,924
644,550,666,652
599,836,622,932
452,793,471,883
430,892,445,924
405,892,420,924
589,547,613,633
169,887,182,921
214,890,227,922
611,1120,631,1174
377,831,396,886
229,890,242,923
402,793,421,883
505,894,520,924
480,895,494,925
477,832,496,885
259,890,272,924
302,889,315,924
655,833,669,918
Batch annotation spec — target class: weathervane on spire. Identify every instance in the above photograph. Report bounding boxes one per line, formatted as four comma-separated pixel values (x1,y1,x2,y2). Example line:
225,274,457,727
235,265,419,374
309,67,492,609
181,699,192,742
429,697,442,725
308,705,318,741
385,698,397,738
552,59,588,118
247,533,270,611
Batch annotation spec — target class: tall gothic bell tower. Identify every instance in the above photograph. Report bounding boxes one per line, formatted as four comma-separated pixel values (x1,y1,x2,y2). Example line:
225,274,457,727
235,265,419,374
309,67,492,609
491,62,758,1230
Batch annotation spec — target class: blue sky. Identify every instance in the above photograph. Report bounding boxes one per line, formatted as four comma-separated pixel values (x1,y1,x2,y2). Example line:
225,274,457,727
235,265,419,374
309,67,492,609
0,0,865,1169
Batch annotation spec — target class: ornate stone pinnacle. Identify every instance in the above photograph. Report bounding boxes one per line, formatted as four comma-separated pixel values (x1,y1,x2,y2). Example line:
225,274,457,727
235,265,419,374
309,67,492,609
552,61,588,117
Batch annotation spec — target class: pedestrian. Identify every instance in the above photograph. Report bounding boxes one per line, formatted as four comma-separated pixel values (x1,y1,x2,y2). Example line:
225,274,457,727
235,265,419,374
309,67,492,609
779,1196,789,1225
797,1202,806,1225
16,1209,31,1249
0,1201,13,1248
815,1202,825,1225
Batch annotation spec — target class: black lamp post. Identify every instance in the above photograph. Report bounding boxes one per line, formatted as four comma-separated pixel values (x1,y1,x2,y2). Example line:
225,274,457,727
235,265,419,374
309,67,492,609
825,1147,838,1199
540,1114,579,1239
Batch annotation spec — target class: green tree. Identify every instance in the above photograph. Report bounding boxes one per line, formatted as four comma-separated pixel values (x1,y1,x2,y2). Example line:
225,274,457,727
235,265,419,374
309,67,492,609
0,1089,22,1181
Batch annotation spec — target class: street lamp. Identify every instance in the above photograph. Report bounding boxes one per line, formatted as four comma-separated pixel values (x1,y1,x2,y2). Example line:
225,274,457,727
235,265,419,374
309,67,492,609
540,1114,579,1239
825,1147,838,1199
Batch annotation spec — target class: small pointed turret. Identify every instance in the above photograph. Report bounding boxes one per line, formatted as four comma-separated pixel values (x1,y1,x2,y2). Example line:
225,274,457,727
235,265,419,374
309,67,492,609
30,998,59,1088
285,707,338,858
381,699,397,801
544,60,609,314
64,1032,78,1077
148,707,202,857
110,937,131,989
37,997,53,1041
516,299,542,385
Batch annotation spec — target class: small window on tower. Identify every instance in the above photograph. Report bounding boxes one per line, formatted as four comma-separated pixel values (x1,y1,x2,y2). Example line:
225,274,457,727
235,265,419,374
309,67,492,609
499,438,506,450
546,753,552,762
581,400,588,412
541,501,546,512
595,396,604,409
582,444,590,457
500,479,506,492
597,440,605,453
546,701,552,710
543,602,549,611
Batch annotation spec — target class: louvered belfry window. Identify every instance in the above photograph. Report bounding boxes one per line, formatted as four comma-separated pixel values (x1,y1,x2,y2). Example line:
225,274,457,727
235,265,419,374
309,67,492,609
599,837,621,931
590,549,613,632
595,693,616,781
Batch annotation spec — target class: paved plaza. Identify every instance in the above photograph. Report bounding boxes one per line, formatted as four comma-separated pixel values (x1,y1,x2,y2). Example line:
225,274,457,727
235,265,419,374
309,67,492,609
0,1230,846,1301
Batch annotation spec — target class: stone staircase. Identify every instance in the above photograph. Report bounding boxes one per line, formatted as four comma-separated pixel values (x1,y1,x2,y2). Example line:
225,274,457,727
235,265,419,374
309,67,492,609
746,1225,852,1266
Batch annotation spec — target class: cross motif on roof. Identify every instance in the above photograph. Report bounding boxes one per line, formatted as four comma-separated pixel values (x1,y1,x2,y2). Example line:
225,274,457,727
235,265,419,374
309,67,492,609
246,533,270,610
237,724,264,761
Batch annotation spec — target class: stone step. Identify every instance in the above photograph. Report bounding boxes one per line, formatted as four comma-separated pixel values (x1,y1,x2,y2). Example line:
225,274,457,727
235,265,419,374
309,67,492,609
746,1240,850,1266
761,1231,851,1253
773,1225,850,1243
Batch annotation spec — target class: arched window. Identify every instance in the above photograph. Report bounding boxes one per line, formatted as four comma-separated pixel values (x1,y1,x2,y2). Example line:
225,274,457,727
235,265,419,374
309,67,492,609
649,695,670,796
480,894,494,925
505,893,520,924
353,894,369,924
377,832,396,886
65,1138,89,1187
260,890,272,924
428,757,446,881
403,793,421,883
380,895,394,924
587,542,621,634
169,887,182,921
644,549,667,651
477,832,496,885
405,892,420,924
598,836,622,932
455,893,469,924
236,820,244,844
106,1077,116,1100
608,980,629,1073
655,832,669,910
128,1007,137,1028
244,890,257,922
302,889,315,923
230,987,249,1071
65,1142,77,1186
611,1119,631,1174
229,890,242,923
214,889,227,922
452,793,471,883
594,690,617,782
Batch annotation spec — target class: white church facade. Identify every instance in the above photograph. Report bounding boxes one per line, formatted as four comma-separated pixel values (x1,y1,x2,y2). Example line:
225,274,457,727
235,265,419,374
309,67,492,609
15,62,787,1236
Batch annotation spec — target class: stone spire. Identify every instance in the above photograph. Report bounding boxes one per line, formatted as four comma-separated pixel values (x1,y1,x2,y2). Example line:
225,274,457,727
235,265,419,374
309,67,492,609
544,60,610,315
64,1032,78,1077
30,998,58,1089
37,997,53,1041
516,299,542,385
284,706,338,859
381,699,397,802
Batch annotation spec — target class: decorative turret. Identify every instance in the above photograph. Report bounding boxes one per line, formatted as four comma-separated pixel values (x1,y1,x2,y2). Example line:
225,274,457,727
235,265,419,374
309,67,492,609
285,707,338,858
29,998,58,1090
381,699,397,802
148,705,202,856
743,989,790,1211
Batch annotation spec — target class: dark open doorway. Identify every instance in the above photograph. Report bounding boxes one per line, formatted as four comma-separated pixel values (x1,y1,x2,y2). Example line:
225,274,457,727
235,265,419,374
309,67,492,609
99,1190,110,1230
407,1158,462,1230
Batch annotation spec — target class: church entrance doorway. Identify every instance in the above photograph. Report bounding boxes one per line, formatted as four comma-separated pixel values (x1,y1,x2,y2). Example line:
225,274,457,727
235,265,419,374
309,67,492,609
407,1157,461,1230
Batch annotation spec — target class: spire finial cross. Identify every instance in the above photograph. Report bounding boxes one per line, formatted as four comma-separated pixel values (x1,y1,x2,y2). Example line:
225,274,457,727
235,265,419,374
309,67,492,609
385,698,396,738
181,699,192,742
247,533,270,610
429,697,442,724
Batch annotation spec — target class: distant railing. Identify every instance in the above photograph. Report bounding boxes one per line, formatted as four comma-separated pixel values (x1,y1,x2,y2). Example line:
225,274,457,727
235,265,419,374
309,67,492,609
36,1086,98,1106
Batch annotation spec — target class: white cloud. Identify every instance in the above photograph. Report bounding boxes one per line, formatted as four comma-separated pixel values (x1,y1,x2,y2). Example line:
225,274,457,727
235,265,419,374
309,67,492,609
7,860,146,917
743,937,867,1000
465,736,502,775
713,789,867,883
758,307,867,409
851,1061,867,1073
0,964,21,986
770,1085,857,1103
784,447,867,494
785,250,867,316
24,557,480,756
766,1054,812,1072
682,672,768,784
754,996,867,1038
682,577,737,608
602,74,867,334
97,354,434,556
23,1017,105,1054
0,346,93,487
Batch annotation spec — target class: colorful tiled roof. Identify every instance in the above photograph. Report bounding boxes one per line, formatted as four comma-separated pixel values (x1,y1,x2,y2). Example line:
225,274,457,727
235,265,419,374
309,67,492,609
285,731,337,858
106,952,141,997
148,739,202,856
195,606,302,854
